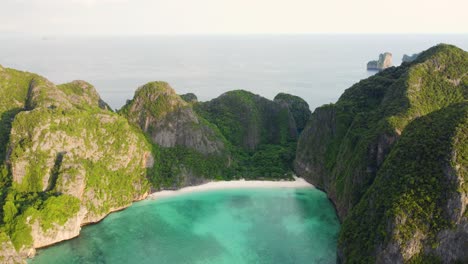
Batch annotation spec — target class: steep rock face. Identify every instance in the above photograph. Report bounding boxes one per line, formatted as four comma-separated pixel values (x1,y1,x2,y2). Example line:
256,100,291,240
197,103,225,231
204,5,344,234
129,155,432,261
8,108,151,222
180,93,198,103
296,44,468,263
274,92,312,133
367,52,393,71
120,82,225,155
296,44,468,219
402,53,420,63
0,233,24,264
195,90,298,151
57,80,111,110
294,105,336,190
0,66,42,163
340,103,468,263
0,69,152,261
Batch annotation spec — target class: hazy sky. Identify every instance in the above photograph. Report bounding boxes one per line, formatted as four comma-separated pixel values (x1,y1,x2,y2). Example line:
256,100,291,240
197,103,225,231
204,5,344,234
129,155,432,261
1,0,467,35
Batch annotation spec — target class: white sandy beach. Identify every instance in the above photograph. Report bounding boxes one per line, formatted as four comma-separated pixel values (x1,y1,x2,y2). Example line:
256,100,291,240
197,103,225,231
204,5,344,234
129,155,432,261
147,176,313,199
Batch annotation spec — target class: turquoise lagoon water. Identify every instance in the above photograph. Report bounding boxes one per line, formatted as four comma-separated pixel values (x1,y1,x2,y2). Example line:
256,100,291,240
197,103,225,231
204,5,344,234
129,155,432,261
30,188,340,264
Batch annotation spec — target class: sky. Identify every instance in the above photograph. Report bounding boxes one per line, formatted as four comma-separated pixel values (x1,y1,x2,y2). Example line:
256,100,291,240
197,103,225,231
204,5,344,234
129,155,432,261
0,0,467,35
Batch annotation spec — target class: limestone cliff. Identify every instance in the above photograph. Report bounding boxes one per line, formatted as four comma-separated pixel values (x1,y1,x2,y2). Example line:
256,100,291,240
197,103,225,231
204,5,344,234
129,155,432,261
274,92,312,133
402,53,420,63
120,82,225,155
195,90,298,151
341,103,468,263
119,82,231,189
367,52,393,71
0,70,152,261
296,44,468,263
180,93,198,103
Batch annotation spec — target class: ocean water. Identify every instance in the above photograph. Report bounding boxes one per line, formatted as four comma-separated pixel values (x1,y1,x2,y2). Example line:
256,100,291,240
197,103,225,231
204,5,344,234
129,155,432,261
30,188,340,264
0,34,467,111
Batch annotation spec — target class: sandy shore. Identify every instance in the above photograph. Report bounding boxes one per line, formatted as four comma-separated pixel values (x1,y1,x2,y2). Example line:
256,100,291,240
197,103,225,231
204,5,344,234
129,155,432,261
147,176,313,199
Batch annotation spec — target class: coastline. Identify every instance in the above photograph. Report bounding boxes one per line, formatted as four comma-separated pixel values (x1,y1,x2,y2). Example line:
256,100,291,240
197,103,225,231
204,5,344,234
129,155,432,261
147,176,313,199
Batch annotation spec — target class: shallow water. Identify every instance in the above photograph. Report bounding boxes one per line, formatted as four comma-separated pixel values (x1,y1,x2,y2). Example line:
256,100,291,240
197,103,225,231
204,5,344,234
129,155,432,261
30,188,340,264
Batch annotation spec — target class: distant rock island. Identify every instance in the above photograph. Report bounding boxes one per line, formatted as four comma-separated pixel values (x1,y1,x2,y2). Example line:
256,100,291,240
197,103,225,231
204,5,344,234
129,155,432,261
402,53,420,63
367,52,393,71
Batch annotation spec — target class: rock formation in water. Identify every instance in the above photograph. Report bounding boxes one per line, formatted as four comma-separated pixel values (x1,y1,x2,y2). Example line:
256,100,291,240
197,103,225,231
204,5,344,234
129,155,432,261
295,44,468,263
367,52,393,71
0,67,152,262
402,53,420,63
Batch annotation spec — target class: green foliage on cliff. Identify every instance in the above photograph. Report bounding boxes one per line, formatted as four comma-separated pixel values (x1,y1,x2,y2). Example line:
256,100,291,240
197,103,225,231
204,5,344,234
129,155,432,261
0,68,152,256
295,44,468,263
57,81,111,110
187,90,298,180
0,66,35,164
195,90,297,149
1,191,80,250
148,145,229,189
296,44,468,217
180,93,198,103
274,92,312,133
120,81,183,122
340,102,468,263
122,86,302,187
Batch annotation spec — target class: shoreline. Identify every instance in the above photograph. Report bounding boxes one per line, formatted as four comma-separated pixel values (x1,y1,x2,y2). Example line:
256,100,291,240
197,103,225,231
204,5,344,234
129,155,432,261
147,176,313,199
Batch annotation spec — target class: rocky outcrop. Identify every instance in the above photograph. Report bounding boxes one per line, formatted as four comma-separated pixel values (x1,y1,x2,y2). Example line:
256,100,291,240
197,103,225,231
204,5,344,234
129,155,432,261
402,53,419,63
367,52,393,71
342,103,468,263
120,82,225,155
274,93,312,133
0,233,25,264
57,80,111,110
180,93,198,103
296,44,468,263
195,90,298,151
0,68,152,261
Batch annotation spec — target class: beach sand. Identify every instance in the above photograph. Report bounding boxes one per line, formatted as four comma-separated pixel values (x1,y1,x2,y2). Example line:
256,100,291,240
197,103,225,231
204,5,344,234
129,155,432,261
147,176,313,199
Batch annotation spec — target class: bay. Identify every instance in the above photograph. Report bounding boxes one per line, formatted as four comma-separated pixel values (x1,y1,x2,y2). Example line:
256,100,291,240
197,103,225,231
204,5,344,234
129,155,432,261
30,188,340,264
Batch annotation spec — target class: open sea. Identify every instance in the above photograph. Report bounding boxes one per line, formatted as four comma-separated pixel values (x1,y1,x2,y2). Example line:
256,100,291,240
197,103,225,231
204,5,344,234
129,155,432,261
1,34,467,111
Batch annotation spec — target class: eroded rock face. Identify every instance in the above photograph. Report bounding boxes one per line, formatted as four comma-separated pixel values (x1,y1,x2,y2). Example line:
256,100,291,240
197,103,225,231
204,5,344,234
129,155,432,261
274,92,312,133
195,90,298,151
367,52,393,71
0,237,25,264
180,93,198,103
121,82,225,155
402,53,420,63
296,44,468,263
0,69,152,261
30,207,87,249
57,80,111,110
